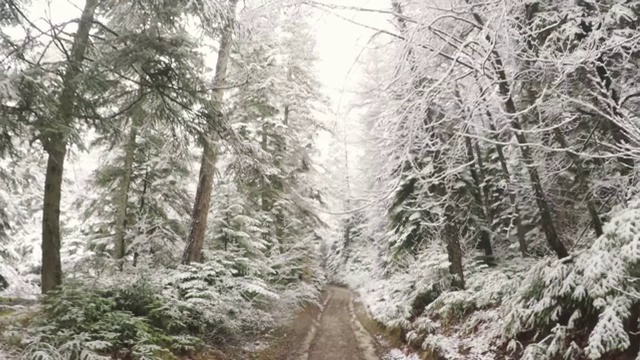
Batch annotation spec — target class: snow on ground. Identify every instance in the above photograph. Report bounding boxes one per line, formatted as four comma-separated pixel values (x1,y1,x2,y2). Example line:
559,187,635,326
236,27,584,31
0,263,38,299
348,296,378,360
0,349,16,360
383,349,420,360
242,341,270,352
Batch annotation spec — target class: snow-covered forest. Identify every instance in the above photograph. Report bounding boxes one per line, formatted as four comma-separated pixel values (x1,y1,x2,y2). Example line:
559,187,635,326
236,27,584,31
0,0,327,358
3,0,640,359
327,0,640,359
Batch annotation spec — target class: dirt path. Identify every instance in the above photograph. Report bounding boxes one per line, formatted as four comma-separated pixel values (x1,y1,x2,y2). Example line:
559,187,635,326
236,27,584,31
242,286,383,360
304,286,379,360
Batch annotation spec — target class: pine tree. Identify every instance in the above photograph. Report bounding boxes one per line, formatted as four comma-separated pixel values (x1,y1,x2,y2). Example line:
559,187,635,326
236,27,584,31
82,0,212,268
38,0,99,293
184,0,240,264
78,125,192,267
224,2,326,286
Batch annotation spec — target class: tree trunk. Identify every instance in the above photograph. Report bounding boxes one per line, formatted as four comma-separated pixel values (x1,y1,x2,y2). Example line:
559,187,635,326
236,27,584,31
183,142,216,264
42,143,65,293
40,0,98,293
113,116,141,265
432,147,465,289
260,120,270,212
505,102,568,258
182,0,238,265
491,52,568,259
440,179,465,289
467,7,568,258
487,120,528,257
284,105,290,126
628,302,640,356
464,136,494,260
343,219,351,264
473,142,492,222
552,128,603,237
138,161,149,213
444,216,465,289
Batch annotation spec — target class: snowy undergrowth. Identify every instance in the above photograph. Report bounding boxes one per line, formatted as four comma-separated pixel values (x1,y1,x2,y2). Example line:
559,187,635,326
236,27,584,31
1,251,322,360
0,263,38,299
341,257,527,359
335,200,640,359
340,249,451,330
503,199,640,359
383,349,420,360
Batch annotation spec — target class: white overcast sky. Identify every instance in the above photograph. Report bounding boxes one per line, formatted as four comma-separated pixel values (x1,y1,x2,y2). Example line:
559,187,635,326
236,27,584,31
312,1,389,95
310,0,392,197
311,0,390,124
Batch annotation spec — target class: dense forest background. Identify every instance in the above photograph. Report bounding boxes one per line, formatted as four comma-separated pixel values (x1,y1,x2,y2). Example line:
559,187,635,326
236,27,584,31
4,0,640,359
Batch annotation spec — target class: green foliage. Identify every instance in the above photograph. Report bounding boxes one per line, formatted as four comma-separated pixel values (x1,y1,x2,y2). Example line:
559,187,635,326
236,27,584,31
20,282,201,360
387,171,435,256
77,126,192,266
500,200,640,359
167,259,279,338
14,254,322,359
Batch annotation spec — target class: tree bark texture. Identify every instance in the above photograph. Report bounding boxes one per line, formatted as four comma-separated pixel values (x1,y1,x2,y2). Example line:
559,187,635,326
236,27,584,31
42,144,65,293
465,135,494,260
183,0,239,265
491,52,569,259
113,115,141,264
487,120,528,257
444,217,465,289
552,127,603,237
41,0,98,293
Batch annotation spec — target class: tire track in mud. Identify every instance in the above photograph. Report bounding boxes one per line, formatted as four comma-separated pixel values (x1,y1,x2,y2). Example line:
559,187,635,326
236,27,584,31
296,286,379,360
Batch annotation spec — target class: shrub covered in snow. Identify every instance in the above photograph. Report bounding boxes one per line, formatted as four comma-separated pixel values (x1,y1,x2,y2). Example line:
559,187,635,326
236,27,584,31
334,199,640,359
17,281,202,360
7,251,323,360
502,200,640,359
164,258,279,339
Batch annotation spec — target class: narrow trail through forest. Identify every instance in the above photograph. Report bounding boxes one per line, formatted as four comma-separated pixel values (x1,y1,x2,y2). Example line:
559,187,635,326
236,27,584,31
301,286,379,360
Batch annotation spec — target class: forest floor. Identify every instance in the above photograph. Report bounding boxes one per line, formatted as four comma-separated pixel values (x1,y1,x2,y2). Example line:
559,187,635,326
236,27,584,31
0,287,420,360
219,285,400,360
305,286,379,360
